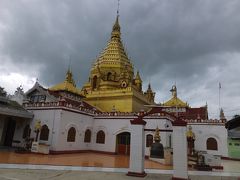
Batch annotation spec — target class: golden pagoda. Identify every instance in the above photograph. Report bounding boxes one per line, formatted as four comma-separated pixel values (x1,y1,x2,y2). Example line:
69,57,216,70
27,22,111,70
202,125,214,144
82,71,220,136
82,15,155,112
163,85,188,108
50,68,82,95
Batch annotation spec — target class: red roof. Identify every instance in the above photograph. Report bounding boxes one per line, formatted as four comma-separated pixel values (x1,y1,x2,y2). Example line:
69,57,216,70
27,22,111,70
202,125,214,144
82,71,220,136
184,107,208,120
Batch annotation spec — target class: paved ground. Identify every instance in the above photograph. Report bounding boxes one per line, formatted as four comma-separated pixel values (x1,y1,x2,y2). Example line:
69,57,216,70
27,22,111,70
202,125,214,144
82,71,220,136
0,169,239,180
0,150,239,179
0,152,171,169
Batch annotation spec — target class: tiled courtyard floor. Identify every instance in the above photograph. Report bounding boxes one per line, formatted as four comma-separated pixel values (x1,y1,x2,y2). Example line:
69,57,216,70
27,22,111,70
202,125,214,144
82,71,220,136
0,152,172,169
0,151,239,179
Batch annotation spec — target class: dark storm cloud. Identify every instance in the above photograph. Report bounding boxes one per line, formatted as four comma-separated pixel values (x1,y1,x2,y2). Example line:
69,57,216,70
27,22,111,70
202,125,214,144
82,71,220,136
1,0,240,118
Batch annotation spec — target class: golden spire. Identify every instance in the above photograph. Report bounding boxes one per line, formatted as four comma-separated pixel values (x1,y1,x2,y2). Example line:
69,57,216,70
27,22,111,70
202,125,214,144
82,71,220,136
91,11,134,81
148,83,152,91
65,68,76,87
170,85,177,98
111,0,121,39
50,68,82,95
163,85,188,107
135,71,142,82
111,15,121,39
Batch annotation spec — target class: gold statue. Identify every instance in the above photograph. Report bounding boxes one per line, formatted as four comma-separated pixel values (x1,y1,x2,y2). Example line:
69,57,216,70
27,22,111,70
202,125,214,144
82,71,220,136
154,127,161,142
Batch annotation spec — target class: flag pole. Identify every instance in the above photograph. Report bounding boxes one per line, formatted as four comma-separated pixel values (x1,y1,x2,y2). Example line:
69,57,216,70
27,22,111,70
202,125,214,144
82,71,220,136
219,82,221,116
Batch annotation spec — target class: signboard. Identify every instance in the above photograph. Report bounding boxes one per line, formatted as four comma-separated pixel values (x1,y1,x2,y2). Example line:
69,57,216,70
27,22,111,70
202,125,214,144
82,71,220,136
31,141,39,153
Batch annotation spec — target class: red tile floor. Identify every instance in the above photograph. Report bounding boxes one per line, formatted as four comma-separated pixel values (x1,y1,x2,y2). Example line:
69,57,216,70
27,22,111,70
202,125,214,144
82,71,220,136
0,152,173,170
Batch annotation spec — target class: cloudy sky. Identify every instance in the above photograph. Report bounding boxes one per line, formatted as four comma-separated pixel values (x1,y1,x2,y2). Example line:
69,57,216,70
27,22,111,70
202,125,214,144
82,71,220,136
0,0,240,119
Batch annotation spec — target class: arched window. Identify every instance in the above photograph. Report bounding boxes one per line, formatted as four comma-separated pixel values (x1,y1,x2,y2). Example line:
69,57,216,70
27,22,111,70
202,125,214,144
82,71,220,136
92,76,97,89
84,129,91,143
22,125,31,139
96,130,105,144
107,72,112,81
40,125,49,141
206,137,218,150
67,127,76,142
146,134,153,147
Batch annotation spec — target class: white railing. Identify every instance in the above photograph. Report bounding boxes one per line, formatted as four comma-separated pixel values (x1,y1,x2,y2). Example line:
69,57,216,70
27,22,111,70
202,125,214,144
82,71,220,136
23,101,97,115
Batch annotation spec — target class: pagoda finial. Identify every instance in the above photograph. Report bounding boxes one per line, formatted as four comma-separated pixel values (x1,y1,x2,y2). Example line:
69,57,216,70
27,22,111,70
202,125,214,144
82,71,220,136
65,65,76,87
148,83,151,90
170,85,177,98
111,0,121,39
135,71,142,81
117,0,120,16
68,55,72,72
220,108,226,121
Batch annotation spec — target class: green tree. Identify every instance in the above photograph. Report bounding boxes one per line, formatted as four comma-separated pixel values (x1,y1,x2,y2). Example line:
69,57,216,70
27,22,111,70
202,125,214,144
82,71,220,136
233,114,240,119
0,86,7,97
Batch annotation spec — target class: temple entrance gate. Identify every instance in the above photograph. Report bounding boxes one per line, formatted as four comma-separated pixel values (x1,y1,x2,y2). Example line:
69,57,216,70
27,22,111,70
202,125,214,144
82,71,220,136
127,108,189,179
116,132,130,155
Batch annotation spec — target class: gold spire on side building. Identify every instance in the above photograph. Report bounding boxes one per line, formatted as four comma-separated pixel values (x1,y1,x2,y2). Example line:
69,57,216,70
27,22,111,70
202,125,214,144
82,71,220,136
134,71,142,92
163,85,188,108
50,68,82,95
144,83,155,103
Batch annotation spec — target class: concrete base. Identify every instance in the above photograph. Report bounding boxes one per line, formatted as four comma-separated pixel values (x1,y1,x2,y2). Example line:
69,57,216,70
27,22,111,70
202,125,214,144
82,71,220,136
127,171,147,177
149,157,165,164
172,176,190,180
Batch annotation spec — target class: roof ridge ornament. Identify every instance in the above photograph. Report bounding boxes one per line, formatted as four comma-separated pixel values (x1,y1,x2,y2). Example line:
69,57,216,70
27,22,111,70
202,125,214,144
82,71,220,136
170,85,177,98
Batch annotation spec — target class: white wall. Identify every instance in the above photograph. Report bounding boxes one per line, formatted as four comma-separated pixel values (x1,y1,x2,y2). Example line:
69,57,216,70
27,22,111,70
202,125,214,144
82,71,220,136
189,124,228,157
24,108,229,157
55,110,94,151
92,117,132,153
29,109,61,151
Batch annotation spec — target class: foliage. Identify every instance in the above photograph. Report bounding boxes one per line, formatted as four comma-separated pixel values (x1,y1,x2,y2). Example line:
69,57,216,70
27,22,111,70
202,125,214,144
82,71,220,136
233,114,240,119
0,86,7,97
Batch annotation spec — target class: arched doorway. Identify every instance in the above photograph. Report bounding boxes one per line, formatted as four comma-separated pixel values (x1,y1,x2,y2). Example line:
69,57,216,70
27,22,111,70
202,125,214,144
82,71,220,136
116,132,130,155
206,137,218,150
4,118,16,146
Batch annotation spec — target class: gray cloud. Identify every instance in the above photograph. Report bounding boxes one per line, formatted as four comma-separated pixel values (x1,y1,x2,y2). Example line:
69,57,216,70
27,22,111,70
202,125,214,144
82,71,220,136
1,0,240,118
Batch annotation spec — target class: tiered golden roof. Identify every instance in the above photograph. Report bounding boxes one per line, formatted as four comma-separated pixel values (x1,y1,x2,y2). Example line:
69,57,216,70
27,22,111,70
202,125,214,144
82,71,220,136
91,15,134,82
163,85,188,107
50,69,82,95
82,14,155,112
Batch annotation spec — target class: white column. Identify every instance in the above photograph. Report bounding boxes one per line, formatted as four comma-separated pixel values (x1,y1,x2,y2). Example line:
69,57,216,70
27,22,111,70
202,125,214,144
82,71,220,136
172,123,188,180
127,122,146,177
